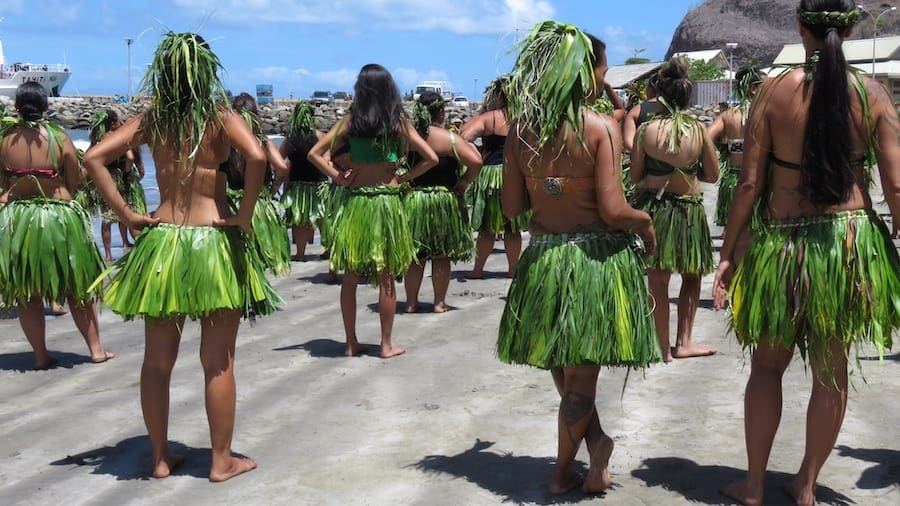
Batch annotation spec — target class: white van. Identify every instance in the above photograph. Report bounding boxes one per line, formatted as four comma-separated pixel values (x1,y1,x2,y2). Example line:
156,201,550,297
413,81,453,101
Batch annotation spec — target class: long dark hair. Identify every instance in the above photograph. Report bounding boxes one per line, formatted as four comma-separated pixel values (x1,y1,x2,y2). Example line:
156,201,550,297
348,64,404,138
15,82,48,122
89,108,120,145
283,103,318,165
798,0,858,205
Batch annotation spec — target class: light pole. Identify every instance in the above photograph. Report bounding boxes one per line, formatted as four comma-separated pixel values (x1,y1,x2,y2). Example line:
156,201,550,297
474,78,478,101
125,37,133,99
858,4,897,78
725,42,738,103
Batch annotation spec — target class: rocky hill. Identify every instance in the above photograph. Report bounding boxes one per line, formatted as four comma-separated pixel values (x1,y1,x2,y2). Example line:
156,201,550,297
666,0,900,67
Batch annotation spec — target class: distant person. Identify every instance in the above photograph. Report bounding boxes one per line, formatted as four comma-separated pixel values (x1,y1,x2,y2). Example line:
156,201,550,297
308,63,438,358
459,76,525,279
631,56,719,362
279,103,326,261
402,92,482,313
499,22,660,495
84,32,281,482
623,74,663,152
0,82,114,369
714,2,900,504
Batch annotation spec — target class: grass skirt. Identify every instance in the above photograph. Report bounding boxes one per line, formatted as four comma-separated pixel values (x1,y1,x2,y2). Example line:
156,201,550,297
227,188,291,277
466,164,528,234
129,181,148,215
0,198,104,307
320,183,348,250
73,180,102,217
729,209,899,362
632,190,714,275
330,185,415,280
281,181,324,228
404,186,474,261
714,160,739,227
92,223,283,320
498,232,661,369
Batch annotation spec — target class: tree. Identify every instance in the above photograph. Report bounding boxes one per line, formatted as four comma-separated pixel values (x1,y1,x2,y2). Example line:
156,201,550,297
687,58,725,81
625,57,651,65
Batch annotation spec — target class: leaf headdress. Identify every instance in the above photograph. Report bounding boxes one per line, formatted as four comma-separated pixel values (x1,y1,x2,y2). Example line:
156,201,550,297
287,102,317,138
506,21,597,157
140,31,228,165
412,101,432,138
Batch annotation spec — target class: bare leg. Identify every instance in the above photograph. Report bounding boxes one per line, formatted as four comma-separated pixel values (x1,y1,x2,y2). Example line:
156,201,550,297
292,225,314,261
19,297,53,369
378,271,404,358
503,232,522,277
787,338,848,506
721,339,793,506
201,309,257,482
340,271,362,356
550,366,601,495
119,222,133,249
647,269,672,362
67,297,114,363
141,317,186,478
464,233,493,279
101,221,113,263
672,274,716,358
404,261,425,313
431,256,451,313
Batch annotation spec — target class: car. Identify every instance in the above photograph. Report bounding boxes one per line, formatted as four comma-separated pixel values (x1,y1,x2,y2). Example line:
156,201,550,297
309,90,332,106
332,91,350,101
451,96,469,109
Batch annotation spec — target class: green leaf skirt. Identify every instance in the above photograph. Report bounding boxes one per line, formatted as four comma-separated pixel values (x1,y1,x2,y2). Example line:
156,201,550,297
714,161,739,227
466,164,528,234
73,179,103,217
281,181,325,228
404,186,474,262
498,232,662,369
129,181,148,216
92,223,283,320
227,189,291,277
319,183,349,249
729,209,900,362
329,185,415,281
632,190,715,275
0,198,104,307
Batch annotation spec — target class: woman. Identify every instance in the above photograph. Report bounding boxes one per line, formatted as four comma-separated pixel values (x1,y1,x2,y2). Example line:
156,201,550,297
402,92,482,313
713,2,900,504
622,74,663,153
460,76,525,279
279,102,326,261
0,82,115,370
631,56,719,362
707,66,764,227
84,33,281,482
308,63,438,358
222,92,291,276
498,22,660,495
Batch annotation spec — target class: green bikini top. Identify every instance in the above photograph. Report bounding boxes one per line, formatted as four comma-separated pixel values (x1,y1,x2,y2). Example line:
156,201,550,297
644,154,700,177
348,135,403,164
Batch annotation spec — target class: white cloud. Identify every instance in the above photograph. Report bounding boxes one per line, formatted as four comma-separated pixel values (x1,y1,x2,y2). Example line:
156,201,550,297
601,24,669,65
168,0,556,34
391,67,450,89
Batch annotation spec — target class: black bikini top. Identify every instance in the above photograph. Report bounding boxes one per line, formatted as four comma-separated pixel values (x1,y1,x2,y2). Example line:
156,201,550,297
644,154,700,177
769,154,866,171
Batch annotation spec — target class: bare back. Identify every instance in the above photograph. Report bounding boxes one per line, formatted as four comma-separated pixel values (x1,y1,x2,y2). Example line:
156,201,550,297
0,125,79,201
633,117,719,196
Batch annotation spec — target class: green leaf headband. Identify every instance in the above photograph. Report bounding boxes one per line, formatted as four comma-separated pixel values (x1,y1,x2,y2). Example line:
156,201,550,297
412,101,432,138
797,7,861,27
89,109,111,144
288,103,317,137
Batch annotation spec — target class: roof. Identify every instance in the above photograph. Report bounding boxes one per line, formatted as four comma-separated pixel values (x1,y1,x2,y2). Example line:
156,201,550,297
772,35,900,65
605,62,664,89
674,49,730,69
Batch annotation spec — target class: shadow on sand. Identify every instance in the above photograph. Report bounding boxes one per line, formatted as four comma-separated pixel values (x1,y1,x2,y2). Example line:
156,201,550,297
631,457,854,505
858,352,899,362
272,338,380,358
835,446,900,489
295,272,342,285
48,435,233,481
0,351,96,373
410,439,597,504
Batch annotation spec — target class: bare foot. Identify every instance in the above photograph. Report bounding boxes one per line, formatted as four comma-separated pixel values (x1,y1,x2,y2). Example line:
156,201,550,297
720,479,763,506
463,270,484,280
345,340,364,357
33,357,59,371
380,346,406,359
405,303,419,314
152,453,185,479
784,480,816,506
105,256,115,265
291,254,305,262
549,470,583,495
209,455,257,483
91,350,116,364
433,302,449,314
584,435,614,494
672,345,717,359
49,303,69,316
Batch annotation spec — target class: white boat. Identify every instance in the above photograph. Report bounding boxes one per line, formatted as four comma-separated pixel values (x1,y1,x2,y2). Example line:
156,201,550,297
0,21,71,98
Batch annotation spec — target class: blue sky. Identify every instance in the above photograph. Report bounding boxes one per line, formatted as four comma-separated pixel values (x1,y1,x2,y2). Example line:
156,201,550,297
0,0,699,99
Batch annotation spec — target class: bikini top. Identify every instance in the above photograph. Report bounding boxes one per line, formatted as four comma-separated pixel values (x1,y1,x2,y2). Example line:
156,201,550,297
644,154,700,177
408,153,459,189
769,154,866,171
482,135,505,166
726,139,744,154
3,166,61,179
348,135,403,164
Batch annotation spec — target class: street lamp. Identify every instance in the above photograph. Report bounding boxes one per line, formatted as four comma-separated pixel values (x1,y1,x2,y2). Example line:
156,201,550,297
857,4,897,78
725,42,738,103
474,78,478,102
125,37,133,99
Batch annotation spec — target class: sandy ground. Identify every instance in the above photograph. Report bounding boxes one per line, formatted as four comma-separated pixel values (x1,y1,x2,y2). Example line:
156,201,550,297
0,182,898,506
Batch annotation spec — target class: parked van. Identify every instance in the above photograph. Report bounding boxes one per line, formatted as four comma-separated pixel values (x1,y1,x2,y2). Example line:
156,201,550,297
413,81,453,101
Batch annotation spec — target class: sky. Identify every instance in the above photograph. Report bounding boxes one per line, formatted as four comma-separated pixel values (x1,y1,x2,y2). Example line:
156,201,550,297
0,0,702,100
